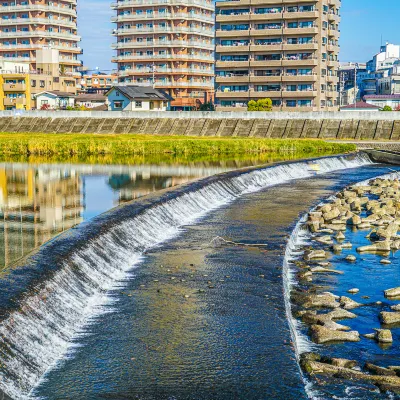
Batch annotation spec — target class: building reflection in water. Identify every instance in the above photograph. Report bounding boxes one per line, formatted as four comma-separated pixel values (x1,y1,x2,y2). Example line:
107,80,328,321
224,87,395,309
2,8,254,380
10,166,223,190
0,162,239,271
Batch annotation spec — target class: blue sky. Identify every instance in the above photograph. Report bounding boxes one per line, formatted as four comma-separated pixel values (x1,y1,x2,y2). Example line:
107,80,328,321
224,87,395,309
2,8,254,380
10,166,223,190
78,0,394,70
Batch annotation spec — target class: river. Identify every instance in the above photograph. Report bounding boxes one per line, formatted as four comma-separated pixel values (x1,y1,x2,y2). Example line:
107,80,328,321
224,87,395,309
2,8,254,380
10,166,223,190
0,153,397,399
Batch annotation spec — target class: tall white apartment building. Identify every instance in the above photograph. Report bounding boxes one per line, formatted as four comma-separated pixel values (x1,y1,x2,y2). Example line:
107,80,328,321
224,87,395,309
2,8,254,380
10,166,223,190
111,0,215,111
0,0,81,74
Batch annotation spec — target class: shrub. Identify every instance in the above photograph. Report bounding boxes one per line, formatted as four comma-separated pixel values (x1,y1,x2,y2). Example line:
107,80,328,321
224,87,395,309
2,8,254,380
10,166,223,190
247,98,272,112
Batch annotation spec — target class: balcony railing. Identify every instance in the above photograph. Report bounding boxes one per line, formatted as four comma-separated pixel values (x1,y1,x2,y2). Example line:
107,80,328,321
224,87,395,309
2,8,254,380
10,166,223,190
111,0,213,10
112,12,214,23
0,5,77,17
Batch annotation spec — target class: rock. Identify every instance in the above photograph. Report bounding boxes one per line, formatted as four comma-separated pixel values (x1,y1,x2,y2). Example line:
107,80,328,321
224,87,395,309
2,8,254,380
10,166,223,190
346,255,356,262
341,242,353,249
349,215,362,226
375,329,393,343
347,288,360,294
381,259,392,264
322,320,351,331
380,311,400,324
330,358,358,369
377,222,399,240
391,240,400,250
310,266,343,274
357,241,391,253
310,325,360,344
391,304,400,311
320,204,332,213
332,244,342,252
304,249,327,261
384,287,400,298
340,296,363,310
315,235,333,245
335,231,346,241
323,208,341,222
365,363,397,377
326,308,357,320
358,223,372,229
302,293,340,309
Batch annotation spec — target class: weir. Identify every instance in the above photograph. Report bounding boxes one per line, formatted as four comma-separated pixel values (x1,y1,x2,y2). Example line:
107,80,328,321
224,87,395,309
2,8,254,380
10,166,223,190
0,153,373,399
1,112,400,140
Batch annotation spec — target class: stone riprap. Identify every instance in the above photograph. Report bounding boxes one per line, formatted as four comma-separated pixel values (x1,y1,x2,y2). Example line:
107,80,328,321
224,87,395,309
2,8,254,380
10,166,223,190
2,112,400,140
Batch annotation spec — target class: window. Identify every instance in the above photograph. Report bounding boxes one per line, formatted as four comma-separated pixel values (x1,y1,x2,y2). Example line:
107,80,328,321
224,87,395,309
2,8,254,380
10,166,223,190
135,101,142,108
113,101,123,109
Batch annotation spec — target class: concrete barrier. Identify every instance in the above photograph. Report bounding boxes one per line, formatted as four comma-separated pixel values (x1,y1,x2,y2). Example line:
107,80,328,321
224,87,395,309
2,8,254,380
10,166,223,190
2,111,400,139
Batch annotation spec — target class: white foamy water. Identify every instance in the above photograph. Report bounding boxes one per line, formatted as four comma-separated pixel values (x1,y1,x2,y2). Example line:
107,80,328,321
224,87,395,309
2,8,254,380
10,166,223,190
0,154,373,399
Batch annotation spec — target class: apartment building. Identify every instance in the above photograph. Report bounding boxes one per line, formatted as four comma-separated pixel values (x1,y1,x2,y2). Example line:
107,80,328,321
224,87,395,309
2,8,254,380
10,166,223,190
0,0,81,74
111,0,215,110
78,73,119,94
0,48,76,110
215,0,341,111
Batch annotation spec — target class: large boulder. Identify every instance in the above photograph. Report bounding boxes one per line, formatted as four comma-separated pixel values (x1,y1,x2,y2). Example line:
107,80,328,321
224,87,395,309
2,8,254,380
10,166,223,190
310,325,360,344
357,241,391,253
302,293,340,309
340,296,363,310
380,311,400,324
384,287,400,298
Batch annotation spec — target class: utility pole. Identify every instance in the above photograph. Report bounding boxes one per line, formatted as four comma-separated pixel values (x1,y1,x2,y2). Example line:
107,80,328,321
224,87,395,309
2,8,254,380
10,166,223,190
354,63,359,108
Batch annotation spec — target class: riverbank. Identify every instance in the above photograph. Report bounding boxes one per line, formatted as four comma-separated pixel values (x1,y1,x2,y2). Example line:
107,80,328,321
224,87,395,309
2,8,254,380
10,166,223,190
289,174,400,398
0,133,355,157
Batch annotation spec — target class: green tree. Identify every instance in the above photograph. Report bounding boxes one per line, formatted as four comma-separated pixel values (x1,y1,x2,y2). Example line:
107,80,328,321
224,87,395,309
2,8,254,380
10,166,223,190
381,105,393,111
247,98,272,111
199,101,215,111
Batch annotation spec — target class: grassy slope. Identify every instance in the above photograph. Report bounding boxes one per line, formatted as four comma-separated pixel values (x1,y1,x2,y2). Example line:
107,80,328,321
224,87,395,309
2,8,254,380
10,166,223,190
0,133,356,156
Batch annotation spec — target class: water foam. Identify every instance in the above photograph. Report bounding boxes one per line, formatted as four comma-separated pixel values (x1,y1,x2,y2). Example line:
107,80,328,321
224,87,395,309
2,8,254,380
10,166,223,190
0,154,372,399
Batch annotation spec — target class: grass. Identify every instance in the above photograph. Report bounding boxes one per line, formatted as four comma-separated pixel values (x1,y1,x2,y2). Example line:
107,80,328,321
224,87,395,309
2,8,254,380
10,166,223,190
0,133,356,158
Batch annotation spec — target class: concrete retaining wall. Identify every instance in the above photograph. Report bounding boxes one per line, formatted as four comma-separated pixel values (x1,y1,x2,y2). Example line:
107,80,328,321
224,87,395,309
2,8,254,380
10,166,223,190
2,111,400,139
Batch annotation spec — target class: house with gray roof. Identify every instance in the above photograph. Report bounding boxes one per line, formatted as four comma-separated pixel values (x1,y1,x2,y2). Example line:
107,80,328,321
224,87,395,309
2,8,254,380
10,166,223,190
105,85,173,112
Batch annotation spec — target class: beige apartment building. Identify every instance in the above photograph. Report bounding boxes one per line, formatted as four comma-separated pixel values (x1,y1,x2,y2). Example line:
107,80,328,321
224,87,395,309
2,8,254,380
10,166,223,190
111,0,215,110
0,0,81,74
215,0,341,111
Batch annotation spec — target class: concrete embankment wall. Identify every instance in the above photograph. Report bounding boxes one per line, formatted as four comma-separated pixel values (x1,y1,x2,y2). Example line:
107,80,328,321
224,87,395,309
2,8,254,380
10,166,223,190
2,111,400,139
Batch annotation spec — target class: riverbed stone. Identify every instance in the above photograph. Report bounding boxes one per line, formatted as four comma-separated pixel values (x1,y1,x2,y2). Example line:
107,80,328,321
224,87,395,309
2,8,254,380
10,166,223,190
357,241,391,253
310,325,360,344
365,363,397,377
340,296,363,310
347,288,360,294
304,249,327,261
302,293,340,309
380,311,400,324
345,254,356,262
384,287,400,298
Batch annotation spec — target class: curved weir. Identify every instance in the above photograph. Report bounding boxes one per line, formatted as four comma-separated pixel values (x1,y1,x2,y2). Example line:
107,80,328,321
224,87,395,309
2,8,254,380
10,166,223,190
0,153,372,399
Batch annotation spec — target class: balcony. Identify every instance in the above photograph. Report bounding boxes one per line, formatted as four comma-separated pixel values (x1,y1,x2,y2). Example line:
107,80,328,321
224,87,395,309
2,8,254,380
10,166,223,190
282,58,318,66
0,5,77,17
111,0,214,11
282,26,318,35
0,31,80,41
0,18,77,28
216,75,249,83
112,40,214,50
216,29,250,38
216,60,249,68
284,11,319,20
113,53,214,62
216,90,249,98
4,98,26,106
281,90,317,98
216,13,250,22
112,12,213,23
3,83,26,92
113,26,214,37
215,44,250,53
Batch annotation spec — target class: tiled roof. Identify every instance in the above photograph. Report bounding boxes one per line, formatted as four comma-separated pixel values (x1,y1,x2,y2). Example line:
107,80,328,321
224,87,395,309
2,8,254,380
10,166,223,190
107,85,174,101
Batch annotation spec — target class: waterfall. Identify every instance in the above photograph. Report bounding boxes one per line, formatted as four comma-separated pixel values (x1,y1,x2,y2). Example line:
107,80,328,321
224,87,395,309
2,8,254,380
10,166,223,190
0,153,372,399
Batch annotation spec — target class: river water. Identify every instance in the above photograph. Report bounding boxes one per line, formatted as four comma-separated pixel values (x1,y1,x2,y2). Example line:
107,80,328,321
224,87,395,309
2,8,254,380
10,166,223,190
0,154,398,400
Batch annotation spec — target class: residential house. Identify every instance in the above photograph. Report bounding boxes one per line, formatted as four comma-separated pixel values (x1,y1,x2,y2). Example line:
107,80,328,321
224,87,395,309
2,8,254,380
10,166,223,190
34,91,76,110
106,86,172,111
